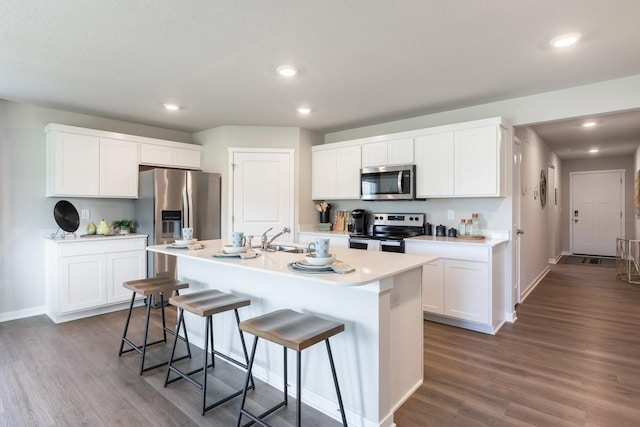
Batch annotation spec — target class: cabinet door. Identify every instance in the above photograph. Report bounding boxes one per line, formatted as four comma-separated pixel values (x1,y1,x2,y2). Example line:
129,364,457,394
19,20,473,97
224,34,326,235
414,132,454,197
335,145,361,198
387,138,414,165
174,147,202,169
106,250,146,303
139,143,173,166
312,149,338,200
50,132,100,196
422,259,444,314
455,126,500,196
60,254,106,313
361,142,387,167
100,138,139,197
444,260,489,323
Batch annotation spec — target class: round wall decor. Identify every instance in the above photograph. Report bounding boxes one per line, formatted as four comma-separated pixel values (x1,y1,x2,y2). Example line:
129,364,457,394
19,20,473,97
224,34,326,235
540,169,547,208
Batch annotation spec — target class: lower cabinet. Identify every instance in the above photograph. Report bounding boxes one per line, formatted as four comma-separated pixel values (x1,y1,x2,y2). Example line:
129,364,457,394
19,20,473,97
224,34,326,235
405,239,506,335
45,236,147,323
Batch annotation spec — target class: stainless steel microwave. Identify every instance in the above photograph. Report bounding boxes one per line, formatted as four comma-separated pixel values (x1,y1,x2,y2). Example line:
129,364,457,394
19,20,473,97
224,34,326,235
360,164,416,200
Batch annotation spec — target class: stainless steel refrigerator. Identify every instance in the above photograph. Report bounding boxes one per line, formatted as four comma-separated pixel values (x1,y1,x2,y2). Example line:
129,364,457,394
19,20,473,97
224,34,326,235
135,168,221,278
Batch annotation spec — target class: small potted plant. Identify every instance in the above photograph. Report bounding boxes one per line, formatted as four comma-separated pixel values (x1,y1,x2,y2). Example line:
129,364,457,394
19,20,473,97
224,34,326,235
111,219,135,234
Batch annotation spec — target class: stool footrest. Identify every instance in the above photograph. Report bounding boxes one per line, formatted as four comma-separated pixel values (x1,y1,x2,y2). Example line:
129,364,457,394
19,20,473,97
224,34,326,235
240,401,287,427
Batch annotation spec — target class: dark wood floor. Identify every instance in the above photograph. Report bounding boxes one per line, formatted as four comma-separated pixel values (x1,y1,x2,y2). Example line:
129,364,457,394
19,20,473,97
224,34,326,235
2,262,639,426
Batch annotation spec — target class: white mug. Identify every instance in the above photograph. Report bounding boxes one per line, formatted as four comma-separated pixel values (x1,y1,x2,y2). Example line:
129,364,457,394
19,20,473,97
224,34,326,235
308,238,330,258
232,231,246,247
182,227,193,241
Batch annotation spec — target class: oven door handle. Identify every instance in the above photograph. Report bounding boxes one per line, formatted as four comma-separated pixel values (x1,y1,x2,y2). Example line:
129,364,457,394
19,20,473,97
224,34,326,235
350,238,371,244
380,240,402,247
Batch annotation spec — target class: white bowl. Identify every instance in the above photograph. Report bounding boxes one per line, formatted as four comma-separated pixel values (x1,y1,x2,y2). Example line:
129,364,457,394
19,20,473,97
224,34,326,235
174,238,197,246
223,245,248,254
304,253,336,266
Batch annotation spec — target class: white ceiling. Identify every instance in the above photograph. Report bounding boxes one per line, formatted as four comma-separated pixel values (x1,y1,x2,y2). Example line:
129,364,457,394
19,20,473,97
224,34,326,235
2,1,640,157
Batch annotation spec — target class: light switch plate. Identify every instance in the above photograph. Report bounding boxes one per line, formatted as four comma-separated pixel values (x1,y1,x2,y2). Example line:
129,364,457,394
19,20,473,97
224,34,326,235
447,209,454,220
81,209,90,219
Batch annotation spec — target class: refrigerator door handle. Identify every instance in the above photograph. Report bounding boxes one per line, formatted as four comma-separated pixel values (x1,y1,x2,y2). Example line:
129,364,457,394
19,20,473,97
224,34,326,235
182,190,190,228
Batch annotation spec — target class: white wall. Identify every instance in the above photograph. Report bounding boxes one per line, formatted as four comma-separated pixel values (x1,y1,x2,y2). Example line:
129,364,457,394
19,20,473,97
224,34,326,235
0,99,193,321
193,125,322,238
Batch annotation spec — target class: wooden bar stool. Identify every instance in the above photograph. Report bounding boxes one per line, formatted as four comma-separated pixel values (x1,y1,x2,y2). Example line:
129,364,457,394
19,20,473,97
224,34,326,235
118,277,191,374
236,309,348,427
165,289,254,415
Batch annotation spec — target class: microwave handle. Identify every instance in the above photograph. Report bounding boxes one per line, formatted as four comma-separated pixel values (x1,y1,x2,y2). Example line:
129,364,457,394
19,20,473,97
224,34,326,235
397,171,403,194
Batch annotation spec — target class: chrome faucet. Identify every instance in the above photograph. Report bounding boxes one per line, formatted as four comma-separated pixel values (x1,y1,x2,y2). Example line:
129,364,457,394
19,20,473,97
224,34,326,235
261,226,290,250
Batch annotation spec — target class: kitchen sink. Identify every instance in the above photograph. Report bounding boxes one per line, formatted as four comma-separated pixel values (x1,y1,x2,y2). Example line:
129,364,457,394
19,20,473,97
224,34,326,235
256,244,308,253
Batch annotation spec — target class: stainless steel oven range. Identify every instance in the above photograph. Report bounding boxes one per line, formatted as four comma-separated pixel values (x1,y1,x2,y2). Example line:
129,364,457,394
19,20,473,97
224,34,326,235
349,213,426,253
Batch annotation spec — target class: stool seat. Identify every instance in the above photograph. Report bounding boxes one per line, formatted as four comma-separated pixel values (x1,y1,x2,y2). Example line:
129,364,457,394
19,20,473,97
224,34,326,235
123,277,189,296
239,309,345,352
170,289,250,317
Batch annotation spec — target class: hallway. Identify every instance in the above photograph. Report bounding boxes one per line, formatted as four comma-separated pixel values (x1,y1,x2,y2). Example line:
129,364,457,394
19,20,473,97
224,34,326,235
396,262,640,426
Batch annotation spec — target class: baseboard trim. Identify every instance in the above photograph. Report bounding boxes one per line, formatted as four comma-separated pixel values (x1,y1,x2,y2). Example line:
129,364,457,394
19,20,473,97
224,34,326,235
0,306,47,323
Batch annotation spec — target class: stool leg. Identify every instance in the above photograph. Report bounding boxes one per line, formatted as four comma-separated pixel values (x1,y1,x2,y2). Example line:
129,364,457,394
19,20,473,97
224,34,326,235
165,308,185,387
139,298,154,375
326,339,348,426
296,350,301,427
284,346,288,406
160,293,167,343
202,315,211,415
235,309,255,390
118,292,136,356
236,336,259,427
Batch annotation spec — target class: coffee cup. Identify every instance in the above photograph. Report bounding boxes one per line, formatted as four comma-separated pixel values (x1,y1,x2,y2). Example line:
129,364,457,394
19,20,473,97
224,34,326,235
232,231,246,247
182,227,193,241
308,238,330,258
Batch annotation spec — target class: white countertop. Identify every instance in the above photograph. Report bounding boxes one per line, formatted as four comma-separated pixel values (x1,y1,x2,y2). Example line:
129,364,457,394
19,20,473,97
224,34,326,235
406,235,508,247
45,233,148,243
147,239,436,287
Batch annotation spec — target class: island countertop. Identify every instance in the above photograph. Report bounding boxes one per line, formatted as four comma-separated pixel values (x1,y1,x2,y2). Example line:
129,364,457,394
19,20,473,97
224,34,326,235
147,239,437,287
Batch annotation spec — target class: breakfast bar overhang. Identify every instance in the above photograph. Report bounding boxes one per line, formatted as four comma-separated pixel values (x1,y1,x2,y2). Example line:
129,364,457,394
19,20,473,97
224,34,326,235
148,241,437,427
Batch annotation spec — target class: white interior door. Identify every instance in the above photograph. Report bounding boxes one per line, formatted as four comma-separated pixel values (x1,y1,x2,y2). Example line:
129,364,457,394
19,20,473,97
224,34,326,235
230,149,294,244
570,170,624,256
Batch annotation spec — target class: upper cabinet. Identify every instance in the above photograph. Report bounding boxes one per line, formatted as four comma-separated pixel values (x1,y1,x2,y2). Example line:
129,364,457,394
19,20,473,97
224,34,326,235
139,143,202,169
45,123,203,198
415,121,506,198
312,144,361,200
46,131,138,198
361,138,413,167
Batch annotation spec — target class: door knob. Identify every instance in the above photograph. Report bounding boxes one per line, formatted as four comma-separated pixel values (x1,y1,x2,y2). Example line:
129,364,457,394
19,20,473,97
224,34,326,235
574,219,579,223
516,229,525,235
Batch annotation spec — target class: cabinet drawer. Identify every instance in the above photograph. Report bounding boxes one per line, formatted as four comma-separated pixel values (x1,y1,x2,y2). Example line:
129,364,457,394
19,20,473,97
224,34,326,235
405,240,489,262
60,238,146,257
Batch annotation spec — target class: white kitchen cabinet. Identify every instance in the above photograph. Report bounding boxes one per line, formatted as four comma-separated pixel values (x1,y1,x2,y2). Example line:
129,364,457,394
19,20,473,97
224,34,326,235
45,235,147,323
361,138,413,167
312,145,361,200
405,238,507,334
444,259,489,323
415,124,505,198
46,129,138,198
421,259,444,314
139,143,202,169
415,132,454,197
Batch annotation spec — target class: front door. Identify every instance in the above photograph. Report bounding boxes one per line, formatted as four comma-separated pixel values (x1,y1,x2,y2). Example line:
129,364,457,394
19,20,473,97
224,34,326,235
230,149,294,245
570,170,624,256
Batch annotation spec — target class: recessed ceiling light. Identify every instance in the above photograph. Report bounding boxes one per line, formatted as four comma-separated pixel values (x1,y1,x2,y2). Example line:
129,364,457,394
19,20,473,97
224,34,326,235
582,121,596,127
277,65,298,77
550,33,582,48
296,106,311,115
163,103,180,111
589,148,599,153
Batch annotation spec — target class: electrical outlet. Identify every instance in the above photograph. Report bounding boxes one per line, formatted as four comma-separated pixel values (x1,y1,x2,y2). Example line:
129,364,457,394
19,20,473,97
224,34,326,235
447,209,454,220
81,209,90,219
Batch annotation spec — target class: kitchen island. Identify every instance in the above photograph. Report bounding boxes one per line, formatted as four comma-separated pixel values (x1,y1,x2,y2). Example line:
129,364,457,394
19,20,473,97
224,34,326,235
147,240,436,427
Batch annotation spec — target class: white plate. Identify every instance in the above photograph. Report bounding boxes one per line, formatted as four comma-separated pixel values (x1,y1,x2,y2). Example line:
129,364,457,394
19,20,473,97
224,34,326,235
223,245,248,254
304,253,336,266
175,238,197,246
